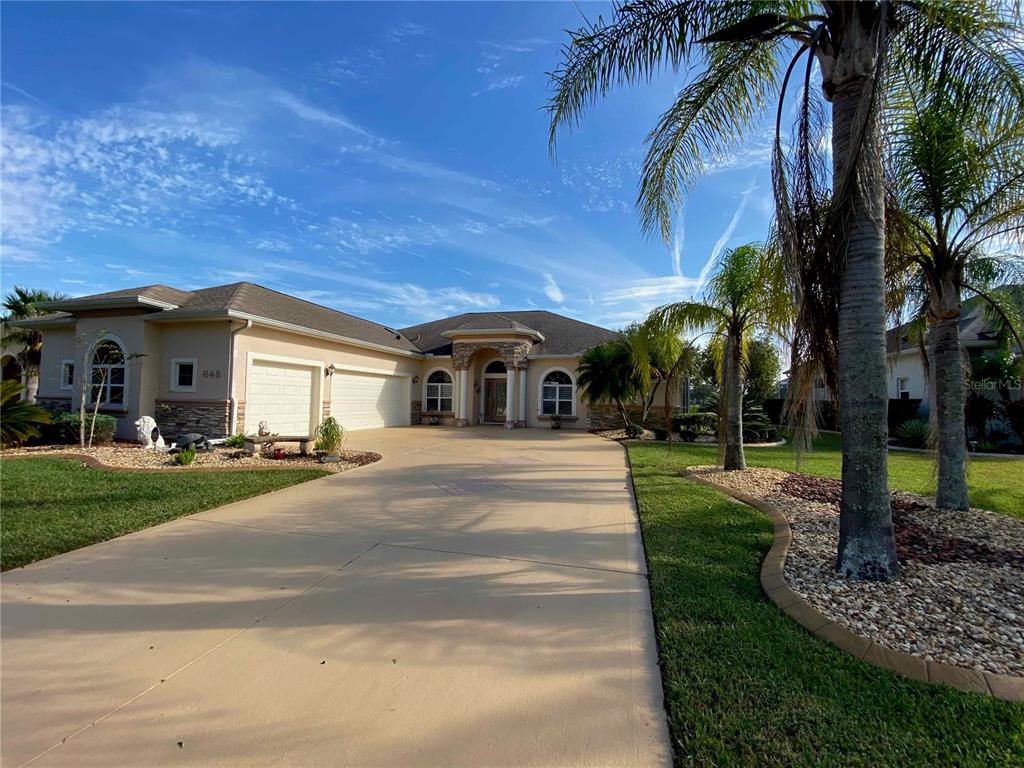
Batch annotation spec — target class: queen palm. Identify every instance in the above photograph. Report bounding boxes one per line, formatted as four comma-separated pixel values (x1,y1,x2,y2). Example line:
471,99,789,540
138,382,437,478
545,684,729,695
1,287,68,402
548,1,1022,579
887,80,1024,511
646,243,789,470
577,337,640,428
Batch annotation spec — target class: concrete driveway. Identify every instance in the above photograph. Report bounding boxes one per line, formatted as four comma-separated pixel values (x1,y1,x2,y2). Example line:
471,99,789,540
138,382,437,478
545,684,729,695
2,427,671,767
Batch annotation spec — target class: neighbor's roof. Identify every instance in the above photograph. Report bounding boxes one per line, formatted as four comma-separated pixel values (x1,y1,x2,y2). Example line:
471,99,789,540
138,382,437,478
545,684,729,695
886,287,1024,353
400,311,619,356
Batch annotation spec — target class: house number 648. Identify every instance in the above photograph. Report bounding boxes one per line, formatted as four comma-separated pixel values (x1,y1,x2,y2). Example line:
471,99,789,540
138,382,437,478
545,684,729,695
202,369,222,379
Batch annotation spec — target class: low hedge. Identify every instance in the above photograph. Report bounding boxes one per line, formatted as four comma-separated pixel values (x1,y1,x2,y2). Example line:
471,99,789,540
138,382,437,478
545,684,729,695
52,412,117,445
673,412,717,435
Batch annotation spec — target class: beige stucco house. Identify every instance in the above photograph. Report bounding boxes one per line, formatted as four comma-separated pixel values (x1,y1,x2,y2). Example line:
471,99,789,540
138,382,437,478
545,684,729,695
15,282,618,441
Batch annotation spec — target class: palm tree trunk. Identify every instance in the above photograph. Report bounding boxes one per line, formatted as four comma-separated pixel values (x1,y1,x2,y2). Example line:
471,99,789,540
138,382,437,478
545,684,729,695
723,331,745,470
930,289,969,510
24,370,39,403
615,397,630,429
830,29,899,580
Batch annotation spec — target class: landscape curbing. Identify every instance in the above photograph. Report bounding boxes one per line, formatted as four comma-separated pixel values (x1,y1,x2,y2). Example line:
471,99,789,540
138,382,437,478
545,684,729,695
681,469,1024,702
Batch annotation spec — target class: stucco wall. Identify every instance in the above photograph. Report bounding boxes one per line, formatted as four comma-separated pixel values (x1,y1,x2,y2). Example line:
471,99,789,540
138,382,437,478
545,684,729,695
36,327,77,400
525,357,589,429
888,351,928,403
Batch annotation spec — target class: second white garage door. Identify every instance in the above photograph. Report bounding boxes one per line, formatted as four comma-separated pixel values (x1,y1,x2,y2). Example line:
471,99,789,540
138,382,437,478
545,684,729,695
247,361,315,436
331,371,409,430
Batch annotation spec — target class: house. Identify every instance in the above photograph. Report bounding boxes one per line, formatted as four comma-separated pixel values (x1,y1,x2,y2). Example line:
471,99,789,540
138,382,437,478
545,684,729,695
14,282,618,440
885,293,1022,405
777,290,1023,407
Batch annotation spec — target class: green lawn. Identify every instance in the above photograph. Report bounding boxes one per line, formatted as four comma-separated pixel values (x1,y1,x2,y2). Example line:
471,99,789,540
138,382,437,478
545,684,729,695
655,432,1023,518
628,442,1024,766
0,457,328,570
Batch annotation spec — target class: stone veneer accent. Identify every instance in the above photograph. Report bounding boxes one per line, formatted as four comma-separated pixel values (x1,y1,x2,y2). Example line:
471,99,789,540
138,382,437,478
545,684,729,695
587,403,650,431
451,340,532,368
236,400,246,434
411,399,422,425
322,401,331,422
36,396,73,414
155,399,231,439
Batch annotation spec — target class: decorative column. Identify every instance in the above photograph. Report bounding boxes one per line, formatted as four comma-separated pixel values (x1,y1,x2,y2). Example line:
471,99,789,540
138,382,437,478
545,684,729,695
457,368,469,428
517,368,527,428
505,367,517,429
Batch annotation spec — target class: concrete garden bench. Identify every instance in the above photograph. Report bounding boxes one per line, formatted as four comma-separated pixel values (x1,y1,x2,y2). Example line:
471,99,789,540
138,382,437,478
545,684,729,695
244,435,313,455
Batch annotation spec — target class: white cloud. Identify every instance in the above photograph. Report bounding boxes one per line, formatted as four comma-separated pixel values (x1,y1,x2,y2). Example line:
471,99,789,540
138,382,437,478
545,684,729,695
269,90,375,140
251,237,293,253
696,179,757,290
388,21,431,43
602,275,704,304
472,75,523,97
541,272,565,304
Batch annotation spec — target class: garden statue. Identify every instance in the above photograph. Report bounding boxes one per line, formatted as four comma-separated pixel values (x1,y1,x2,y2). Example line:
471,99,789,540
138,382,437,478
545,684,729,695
258,421,270,436
134,416,165,449
172,433,211,452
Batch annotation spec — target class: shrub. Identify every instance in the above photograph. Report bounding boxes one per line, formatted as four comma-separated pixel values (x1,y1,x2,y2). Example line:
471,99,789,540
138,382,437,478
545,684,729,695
313,417,344,455
0,381,52,447
975,440,1001,453
173,446,197,466
674,412,717,435
224,433,246,448
625,424,644,438
679,429,698,442
964,394,994,440
652,427,669,441
53,411,116,446
896,418,930,448
1002,400,1024,444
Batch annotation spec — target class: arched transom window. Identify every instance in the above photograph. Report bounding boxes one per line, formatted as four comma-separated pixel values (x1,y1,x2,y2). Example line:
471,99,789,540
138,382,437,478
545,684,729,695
484,360,506,374
425,370,453,412
90,340,126,405
541,370,574,416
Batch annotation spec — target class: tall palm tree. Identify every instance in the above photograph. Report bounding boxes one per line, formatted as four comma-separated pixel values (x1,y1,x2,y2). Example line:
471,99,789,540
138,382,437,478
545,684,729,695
547,1,1022,579
887,81,1024,510
629,316,697,448
577,337,640,428
646,243,789,469
1,287,68,403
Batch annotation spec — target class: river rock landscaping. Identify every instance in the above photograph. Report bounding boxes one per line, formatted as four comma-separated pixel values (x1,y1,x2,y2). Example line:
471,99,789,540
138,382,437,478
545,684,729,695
688,465,1024,678
2,444,381,474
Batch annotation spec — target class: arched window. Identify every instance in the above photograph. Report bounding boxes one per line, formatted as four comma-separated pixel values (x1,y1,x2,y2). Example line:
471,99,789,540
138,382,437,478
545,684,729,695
541,370,574,416
484,360,506,374
425,369,453,412
90,339,126,405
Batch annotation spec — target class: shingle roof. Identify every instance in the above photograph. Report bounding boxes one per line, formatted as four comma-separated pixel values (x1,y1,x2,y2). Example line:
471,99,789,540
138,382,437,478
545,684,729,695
164,283,422,353
400,311,619,356
886,287,1023,352
38,284,619,357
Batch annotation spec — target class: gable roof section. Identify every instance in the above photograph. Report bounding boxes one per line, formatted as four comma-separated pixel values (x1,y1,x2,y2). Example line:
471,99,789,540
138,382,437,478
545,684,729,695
886,287,1024,353
30,284,618,357
400,311,618,356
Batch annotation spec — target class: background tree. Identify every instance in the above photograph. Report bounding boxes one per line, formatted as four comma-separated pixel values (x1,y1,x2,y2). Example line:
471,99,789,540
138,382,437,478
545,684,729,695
577,337,639,429
647,243,789,470
743,337,783,408
548,0,1022,580
886,72,1024,510
1,287,68,402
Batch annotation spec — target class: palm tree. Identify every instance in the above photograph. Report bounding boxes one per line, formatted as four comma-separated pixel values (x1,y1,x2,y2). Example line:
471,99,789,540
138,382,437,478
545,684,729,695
577,338,640,428
646,243,789,469
631,313,699,449
887,80,1024,511
1,287,68,402
547,1,1022,579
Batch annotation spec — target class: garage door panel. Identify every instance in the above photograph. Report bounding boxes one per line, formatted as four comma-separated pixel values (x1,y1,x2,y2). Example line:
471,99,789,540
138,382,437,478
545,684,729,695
247,362,315,436
331,371,408,430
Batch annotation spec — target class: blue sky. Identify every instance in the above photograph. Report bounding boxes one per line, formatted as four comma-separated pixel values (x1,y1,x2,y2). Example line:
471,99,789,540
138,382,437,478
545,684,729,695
1,2,775,329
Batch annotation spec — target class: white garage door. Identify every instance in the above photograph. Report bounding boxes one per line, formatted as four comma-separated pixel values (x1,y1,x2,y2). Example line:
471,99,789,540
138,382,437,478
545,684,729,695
331,371,409,430
247,361,315,435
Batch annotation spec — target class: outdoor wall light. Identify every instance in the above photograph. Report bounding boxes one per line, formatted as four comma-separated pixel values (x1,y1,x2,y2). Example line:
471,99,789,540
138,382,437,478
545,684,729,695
412,375,419,384
325,364,336,376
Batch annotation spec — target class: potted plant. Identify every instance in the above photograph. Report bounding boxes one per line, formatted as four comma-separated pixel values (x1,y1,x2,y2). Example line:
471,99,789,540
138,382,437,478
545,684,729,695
313,416,344,462
429,414,440,426
550,413,562,430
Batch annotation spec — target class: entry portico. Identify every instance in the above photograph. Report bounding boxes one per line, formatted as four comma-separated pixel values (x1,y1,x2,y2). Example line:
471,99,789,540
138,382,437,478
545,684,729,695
447,325,538,428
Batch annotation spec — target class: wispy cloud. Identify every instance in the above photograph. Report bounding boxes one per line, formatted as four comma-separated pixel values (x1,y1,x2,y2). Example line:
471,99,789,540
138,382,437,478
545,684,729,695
2,80,45,104
542,272,564,304
695,179,757,290
388,21,431,43
472,75,523,97
478,38,549,53
269,90,375,139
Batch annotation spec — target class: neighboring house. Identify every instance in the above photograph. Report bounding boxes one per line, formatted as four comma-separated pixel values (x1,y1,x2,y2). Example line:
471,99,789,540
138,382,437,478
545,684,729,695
777,292,1023,406
12,283,618,440
885,293,1023,405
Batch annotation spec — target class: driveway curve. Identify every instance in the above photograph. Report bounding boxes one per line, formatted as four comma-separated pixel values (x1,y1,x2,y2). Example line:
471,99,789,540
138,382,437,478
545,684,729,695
2,427,671,767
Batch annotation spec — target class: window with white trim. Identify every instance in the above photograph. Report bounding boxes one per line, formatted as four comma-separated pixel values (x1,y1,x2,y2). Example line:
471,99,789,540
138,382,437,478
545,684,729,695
897,377,911,400
90,340,126,406
425,370,453,412
541,370,574,416
60,360,75,390
171,358,197,392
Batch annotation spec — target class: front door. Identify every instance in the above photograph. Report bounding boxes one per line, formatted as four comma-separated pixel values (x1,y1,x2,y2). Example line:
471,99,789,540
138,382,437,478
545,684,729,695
485,379,507,423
